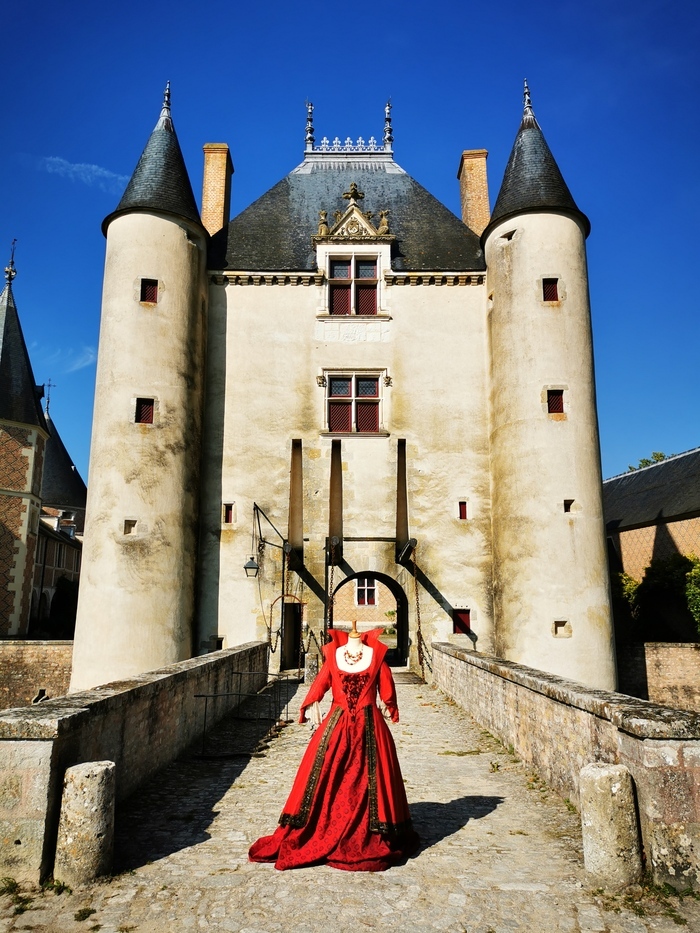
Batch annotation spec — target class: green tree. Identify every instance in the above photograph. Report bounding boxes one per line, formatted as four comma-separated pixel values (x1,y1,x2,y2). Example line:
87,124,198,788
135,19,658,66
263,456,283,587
627,451,672,472
686,555,700,636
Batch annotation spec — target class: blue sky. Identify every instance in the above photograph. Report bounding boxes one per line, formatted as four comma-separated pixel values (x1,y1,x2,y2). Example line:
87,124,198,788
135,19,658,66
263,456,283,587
2,0,698,481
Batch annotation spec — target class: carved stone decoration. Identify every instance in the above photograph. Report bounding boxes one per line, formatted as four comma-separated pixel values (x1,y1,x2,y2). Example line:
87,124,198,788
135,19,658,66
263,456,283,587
376,210,390,235
318,210,330,236
342,182,365,204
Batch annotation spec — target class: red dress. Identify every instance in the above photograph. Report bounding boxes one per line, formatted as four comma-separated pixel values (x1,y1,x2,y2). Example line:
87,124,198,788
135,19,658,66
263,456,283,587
248,629,419,871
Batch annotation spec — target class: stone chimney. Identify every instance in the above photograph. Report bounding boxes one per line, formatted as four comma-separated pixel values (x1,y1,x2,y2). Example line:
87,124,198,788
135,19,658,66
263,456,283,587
201,143,234,236
456,149,490,236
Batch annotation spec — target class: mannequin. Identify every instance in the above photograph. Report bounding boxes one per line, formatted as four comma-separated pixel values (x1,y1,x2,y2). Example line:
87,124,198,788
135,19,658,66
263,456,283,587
336,619,373,673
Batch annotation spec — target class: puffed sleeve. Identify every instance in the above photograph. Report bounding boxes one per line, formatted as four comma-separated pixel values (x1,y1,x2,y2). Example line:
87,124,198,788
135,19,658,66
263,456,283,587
298,658,332,723
378,661,399,723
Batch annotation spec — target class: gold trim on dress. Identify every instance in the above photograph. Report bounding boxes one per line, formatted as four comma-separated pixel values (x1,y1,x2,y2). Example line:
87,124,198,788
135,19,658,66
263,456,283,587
279,706,344,828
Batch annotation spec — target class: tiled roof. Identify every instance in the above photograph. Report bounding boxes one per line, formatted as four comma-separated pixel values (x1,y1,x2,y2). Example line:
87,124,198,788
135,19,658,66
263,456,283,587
603,449,700,529
484,90,589,240
103,91,200,233
41,412,87,511
209,157,484,272
0,282,47,430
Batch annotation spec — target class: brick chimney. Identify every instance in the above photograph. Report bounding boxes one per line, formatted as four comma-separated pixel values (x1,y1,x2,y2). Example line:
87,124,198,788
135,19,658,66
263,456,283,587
456,149,490,236
201,143,234,236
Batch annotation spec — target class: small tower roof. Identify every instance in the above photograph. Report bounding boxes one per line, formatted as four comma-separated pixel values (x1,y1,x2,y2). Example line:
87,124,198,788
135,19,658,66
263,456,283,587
484,81,589,241
103,83,201,234
0,249,47,431
41,410,87,511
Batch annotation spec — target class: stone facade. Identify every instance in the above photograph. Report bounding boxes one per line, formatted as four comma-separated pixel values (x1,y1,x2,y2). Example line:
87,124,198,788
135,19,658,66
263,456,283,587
0,423,45,636
433,642,700,889
0,640,73,709
617,642,700,712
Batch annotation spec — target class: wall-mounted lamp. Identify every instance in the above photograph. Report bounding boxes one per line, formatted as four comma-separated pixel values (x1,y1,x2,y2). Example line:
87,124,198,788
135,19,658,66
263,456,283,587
244,557,260,578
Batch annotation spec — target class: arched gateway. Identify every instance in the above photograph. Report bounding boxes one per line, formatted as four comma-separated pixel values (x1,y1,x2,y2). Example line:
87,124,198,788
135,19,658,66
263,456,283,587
331,572,409,667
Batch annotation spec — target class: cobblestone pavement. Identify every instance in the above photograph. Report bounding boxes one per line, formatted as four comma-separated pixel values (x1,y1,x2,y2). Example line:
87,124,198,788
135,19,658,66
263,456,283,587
2,678,699,933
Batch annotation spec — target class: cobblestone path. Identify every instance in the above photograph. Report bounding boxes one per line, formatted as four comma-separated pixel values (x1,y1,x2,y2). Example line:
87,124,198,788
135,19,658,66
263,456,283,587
2,679,699,932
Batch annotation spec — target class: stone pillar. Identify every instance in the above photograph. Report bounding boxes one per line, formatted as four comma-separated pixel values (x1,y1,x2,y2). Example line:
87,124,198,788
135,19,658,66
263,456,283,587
54,761,116,887
580,763,642,889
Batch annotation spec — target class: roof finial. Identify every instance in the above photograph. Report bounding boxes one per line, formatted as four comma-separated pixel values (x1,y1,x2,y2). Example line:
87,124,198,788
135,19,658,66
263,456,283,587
44,378,56,414
305,100,315,152
161,80,171,116
383,99,393,150
522,79,538,127
4,239,17,284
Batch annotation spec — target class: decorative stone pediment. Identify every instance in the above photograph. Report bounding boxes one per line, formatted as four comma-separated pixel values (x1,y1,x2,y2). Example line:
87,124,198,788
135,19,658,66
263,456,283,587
312,186,394,246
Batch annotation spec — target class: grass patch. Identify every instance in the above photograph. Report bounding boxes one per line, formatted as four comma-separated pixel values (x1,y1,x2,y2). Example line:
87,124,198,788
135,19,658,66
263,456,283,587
42,878,72,895
75,907,97,921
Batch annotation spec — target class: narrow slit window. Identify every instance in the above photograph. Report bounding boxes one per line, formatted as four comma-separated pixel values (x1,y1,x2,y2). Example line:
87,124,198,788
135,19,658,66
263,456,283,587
124,520,137,535
453,609,471,634
140,279,158,303
547,390,564,414
135,397,155,424
542,278,559,301
223,503,234,524
458,501,468,520
563,499,574,513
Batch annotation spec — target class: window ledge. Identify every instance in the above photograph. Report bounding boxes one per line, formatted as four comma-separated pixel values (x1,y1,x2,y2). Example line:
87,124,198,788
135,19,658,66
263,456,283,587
316,314,392,322
320,431,390,438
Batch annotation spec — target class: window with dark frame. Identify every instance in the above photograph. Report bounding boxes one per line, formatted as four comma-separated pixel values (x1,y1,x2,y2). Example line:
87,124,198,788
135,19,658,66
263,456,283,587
542,278,559,301
547,389,564,414
356,575,376,606
329,257,377,316
453,609,471,634
458,501,468,520
140,278,158,303
135,398,155,424
327,375,380,433
223,503,234,524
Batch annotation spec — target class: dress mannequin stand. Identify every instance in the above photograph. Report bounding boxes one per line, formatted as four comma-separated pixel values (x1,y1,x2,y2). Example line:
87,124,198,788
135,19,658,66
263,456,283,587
249,620,419,871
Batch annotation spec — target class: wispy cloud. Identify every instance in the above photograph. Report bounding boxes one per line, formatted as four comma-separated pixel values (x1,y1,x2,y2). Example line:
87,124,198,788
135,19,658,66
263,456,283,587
65,347,97,372
37,156,128,195
31,345,97,375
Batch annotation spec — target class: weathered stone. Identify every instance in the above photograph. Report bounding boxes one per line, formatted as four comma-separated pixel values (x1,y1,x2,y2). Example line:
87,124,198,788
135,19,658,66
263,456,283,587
54,760,116,886
580,763,642,889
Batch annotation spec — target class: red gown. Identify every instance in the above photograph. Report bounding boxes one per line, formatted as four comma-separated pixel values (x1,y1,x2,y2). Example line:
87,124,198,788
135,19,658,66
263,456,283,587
248,629,419,871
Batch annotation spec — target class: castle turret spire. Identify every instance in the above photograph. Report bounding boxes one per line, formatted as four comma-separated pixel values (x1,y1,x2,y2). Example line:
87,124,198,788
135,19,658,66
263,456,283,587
484,80,589,241
102,82,201,233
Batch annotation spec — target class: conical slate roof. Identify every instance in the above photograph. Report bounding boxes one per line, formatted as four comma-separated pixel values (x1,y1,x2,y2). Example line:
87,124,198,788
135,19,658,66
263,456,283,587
103,84,201,233
0,274,47,431
41,411,87,511
484,83,589,241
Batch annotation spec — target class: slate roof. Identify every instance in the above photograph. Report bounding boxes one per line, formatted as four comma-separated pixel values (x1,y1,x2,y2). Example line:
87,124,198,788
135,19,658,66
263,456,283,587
209,157,485,272
484,91,589,241
0,281,47,431
41,412,87,511
103,90,200,233
603,449,700,530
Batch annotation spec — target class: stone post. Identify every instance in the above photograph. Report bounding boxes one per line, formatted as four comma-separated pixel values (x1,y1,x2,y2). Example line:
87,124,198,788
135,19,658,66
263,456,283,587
54,761,116,887
579,763,642,889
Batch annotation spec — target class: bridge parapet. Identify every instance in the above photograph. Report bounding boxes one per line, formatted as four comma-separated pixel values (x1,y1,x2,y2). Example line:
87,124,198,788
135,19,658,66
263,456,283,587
0,642,268,884
433,642,700,890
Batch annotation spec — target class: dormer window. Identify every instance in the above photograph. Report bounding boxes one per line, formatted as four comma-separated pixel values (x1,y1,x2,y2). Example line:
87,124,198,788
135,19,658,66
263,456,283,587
329,258,377,316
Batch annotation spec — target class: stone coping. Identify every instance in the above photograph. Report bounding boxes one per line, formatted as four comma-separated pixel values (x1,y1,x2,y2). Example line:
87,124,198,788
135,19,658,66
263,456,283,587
432,643,700,740
0,639,74,645
0,643,265,740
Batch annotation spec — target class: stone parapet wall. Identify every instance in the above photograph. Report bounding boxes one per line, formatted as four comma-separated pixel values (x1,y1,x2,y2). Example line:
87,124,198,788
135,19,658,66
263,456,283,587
617,643,700,712
0,642,268,883
433,642,700,889
0,640,73,709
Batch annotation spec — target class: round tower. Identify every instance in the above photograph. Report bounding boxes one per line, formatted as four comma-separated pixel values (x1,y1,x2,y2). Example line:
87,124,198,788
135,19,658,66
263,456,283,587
70,85,208,691
484,83,616,691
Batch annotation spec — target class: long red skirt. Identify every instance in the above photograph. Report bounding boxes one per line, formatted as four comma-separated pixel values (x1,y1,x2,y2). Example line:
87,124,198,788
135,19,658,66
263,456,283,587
249,706,419,871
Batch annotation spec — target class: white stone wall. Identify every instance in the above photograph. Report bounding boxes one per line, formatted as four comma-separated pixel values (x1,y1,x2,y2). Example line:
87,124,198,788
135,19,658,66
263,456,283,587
198,276,495,665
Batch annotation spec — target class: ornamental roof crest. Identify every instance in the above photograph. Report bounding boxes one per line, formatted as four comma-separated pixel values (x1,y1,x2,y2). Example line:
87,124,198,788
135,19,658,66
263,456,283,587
313,185,393,244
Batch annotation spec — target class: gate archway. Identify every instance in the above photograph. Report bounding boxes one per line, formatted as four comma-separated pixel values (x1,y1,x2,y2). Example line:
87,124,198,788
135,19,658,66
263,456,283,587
331,572,409,666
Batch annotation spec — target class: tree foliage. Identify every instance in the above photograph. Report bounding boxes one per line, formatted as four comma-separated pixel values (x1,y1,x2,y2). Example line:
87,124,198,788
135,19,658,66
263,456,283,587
627,451,673,472
686,555,700,635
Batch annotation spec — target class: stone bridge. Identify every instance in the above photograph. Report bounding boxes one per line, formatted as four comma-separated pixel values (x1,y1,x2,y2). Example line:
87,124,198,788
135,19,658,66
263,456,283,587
2,647,700,931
